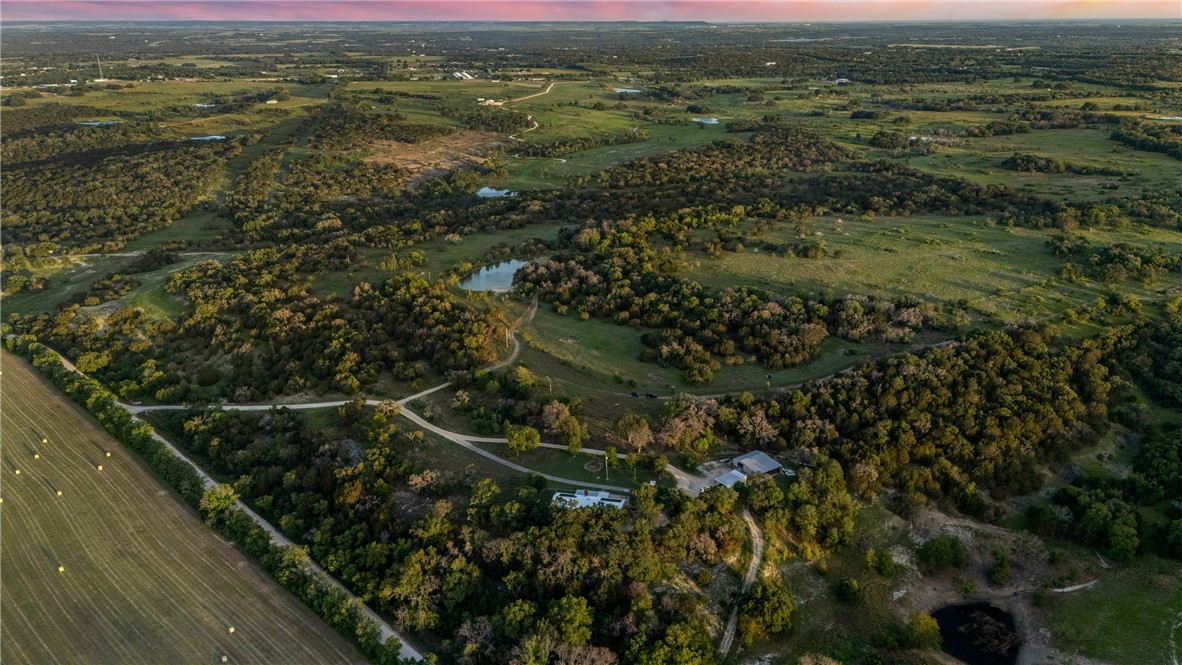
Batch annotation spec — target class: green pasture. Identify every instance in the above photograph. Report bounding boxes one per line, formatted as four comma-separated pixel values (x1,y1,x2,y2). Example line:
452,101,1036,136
1046,556,1182,665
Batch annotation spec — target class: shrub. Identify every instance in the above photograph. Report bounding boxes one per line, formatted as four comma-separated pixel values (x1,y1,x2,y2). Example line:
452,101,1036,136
917,535,968,575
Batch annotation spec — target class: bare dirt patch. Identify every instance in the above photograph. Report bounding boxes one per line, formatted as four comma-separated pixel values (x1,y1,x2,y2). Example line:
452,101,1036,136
364,130,503,181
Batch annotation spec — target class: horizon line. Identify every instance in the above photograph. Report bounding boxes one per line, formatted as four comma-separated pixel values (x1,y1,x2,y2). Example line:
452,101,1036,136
3,1,1178,23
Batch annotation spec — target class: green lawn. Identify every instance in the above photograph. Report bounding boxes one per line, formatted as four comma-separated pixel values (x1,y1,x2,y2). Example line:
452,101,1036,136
1046,556,1182,665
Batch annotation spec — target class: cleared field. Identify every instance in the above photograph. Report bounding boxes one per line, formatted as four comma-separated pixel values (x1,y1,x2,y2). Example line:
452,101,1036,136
0,352,365,665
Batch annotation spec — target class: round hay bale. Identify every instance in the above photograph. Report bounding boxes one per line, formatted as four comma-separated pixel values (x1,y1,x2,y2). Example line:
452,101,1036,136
56,490,63,497
228,627,235,634
105,452,112,457
58,566,65,573
42,438,48,444
0,497,5,504
34,453,40,459
97,465,104,471
222,657,229,663
14,470,20,475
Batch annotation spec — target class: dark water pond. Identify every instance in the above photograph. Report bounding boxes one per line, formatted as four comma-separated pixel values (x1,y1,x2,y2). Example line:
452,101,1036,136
932,602,1021,665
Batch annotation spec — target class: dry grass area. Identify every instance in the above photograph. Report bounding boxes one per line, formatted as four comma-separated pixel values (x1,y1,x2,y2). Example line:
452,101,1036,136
365,130,502,181
0,351,364,665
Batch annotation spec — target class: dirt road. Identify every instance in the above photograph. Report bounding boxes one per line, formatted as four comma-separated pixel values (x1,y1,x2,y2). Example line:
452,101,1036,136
719,510,765,655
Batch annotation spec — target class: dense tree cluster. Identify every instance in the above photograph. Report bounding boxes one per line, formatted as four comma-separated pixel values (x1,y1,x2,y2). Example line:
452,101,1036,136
1,121,167,164
717,327,1113,511
1001,153,1125,176
144,404,745,665
1111,120,1182,160
310,106,455,150
1115,296,1182,406
221,148,284,218
457,106,533,133
517,211,946,383
13,244,506,402
518,131,649,158
1049,234,1181,285
600,125,855,188
0,103,108,135
3,138,241,249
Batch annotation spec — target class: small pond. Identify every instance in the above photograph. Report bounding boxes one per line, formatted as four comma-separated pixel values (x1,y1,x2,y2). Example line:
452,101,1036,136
459,259,529,292
476,186,516,198
614,88,642,93
692,117,719,124
932,602,1021,665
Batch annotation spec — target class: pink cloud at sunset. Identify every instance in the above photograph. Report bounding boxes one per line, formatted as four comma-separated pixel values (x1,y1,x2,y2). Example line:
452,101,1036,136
1,1,1178,23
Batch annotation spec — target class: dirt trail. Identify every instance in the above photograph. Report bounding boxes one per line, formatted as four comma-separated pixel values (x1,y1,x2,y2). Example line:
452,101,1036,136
719,510,764,656
505,82,556,141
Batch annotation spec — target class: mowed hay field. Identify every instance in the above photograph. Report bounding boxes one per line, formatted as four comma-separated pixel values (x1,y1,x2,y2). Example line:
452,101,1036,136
0,352,364,665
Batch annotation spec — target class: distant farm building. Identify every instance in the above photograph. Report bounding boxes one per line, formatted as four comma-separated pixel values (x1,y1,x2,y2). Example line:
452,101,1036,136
714,469,748,488
452,71,475,80
552,489,627,509
835,78,852,85
731,451,783,475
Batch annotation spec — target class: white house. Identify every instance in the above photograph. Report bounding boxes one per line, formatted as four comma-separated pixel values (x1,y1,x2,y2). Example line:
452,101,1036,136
552,489,627,509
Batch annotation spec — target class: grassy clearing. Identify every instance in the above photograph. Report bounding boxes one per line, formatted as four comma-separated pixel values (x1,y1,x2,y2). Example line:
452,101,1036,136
909,128,1182,202
0,352,364,665
85,253,235,321
1045,556,1182,665
688,214,1182,326
502,122,733,190
522,306,878,396
470,441,658,489
1,255,136,316
123,210,234,252
409,431,527,490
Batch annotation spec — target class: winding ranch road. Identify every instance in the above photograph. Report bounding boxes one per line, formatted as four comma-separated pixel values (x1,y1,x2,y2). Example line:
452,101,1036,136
718,510,765,656
505,82,556,142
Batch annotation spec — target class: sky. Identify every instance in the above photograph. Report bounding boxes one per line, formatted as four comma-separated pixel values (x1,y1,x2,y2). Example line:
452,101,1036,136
1,1,1177,22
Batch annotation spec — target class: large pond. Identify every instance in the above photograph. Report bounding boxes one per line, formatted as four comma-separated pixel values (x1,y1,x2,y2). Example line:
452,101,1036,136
932,602,1021,665
614,87,642,93
692,117,719,124
459,259,529,292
